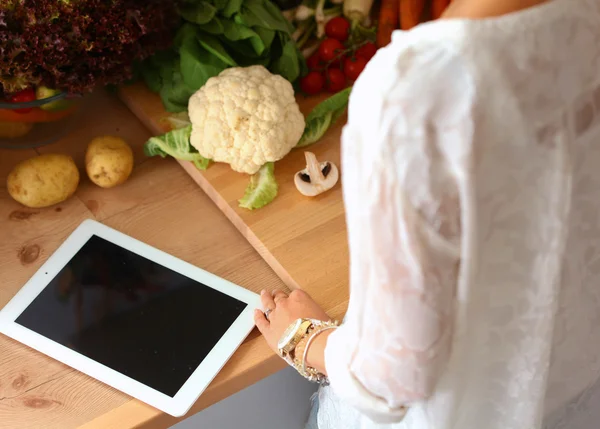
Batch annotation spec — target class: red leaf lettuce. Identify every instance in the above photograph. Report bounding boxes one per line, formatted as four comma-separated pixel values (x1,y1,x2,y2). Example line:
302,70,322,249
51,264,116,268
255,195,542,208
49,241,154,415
0,0,179,95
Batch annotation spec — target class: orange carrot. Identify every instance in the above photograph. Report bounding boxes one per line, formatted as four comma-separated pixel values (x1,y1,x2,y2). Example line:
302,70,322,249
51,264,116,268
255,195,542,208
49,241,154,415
400,0,425,30
432,0,451,19
376,0,399,48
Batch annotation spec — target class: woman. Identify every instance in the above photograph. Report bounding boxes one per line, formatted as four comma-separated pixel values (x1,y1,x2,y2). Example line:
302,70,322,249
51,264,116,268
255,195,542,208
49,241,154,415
254,0,600,427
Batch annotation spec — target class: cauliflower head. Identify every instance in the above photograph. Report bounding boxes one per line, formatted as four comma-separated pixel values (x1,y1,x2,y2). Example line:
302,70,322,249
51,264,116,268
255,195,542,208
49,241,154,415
188,65,305,175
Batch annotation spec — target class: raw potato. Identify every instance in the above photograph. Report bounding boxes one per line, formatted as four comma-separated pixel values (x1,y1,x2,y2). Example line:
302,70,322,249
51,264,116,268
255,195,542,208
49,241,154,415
85,136,134,188
7,154,80,208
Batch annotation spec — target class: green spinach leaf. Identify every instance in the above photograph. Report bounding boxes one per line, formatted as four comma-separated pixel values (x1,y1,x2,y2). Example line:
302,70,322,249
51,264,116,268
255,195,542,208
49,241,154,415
141,65,162,93
262,0,295,33
180,35,228,91
220,20,265,54
222,19,258,40
305,87,351,122
213,0,229,10
222,0,244,17
141,50,177,92
160,64,195,113
221,37,265,60
180,1,217,25
158,55,176,84
174,23,197,48
270,37,300,82
248,35,266,55
241,0,289,32
198,16,225,34
253,26,276,49
225,43,271,66
296,87,352,147
142,0,306,116
198,33,238,67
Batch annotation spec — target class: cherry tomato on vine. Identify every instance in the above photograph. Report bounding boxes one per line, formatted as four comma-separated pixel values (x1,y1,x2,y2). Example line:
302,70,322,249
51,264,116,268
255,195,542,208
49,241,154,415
325,17,350,42
329,57,342,68
307,53,322,70
300,71,325,95
343,56,368,82
319,38,345,63
355,42,377,61
325,68,347,93
8,88,36,114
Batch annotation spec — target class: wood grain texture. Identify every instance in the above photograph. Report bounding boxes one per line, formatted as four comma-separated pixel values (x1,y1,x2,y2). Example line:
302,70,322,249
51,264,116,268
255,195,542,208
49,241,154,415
118,83,351,321
0,90,289,428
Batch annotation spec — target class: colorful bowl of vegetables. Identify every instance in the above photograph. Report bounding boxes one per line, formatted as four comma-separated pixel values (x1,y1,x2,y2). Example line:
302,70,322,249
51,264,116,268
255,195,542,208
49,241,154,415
0,88,83,149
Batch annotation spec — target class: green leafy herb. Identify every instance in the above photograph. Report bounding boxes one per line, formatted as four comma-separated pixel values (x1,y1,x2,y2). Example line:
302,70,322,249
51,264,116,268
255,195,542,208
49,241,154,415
180,35,228,92
270,38,300,82
296,87,351,148
198,34,238,66
238,162,278,210
198,16,226,34
240,0,291,33
159,65,196,112
140,0,306,112
222,20,260,41
179,1,218,25
144,125,211,170
254,26,276,47
223,0,244,17
139,51,176,93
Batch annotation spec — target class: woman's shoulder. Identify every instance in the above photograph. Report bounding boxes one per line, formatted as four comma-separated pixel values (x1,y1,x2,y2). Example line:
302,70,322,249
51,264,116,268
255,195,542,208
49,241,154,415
349,0,597,130
393,0,587,60
348,24,476,134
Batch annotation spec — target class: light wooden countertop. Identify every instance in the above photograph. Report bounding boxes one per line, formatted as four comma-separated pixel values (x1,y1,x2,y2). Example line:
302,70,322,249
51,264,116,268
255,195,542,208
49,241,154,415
0,91,293,429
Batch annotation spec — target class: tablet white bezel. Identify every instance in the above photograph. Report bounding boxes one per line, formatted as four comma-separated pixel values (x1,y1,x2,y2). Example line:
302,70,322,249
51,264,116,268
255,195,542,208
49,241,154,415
0,219,261,417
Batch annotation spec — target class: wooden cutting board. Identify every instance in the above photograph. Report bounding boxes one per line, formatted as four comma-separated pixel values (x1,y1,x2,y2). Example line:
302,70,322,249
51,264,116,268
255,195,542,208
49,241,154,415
119,83,350,318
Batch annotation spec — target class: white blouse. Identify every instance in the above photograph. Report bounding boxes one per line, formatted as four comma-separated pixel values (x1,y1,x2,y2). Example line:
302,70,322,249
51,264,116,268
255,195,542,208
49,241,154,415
320,1,600,428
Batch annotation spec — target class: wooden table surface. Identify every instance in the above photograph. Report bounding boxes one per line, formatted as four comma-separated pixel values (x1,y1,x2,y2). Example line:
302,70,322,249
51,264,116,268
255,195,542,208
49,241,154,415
0,91,295,429
119,82,351,329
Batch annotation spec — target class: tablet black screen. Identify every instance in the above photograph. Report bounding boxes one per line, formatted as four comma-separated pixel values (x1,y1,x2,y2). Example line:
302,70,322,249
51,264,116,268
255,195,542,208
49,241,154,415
15,235,248,397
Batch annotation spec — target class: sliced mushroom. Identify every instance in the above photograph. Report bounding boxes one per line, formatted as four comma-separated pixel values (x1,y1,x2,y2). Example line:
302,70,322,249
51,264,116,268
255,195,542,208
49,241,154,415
294,151,339,197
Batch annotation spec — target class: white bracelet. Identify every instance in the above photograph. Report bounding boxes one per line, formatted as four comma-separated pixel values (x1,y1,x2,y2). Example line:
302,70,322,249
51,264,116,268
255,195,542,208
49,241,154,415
301,325,339,385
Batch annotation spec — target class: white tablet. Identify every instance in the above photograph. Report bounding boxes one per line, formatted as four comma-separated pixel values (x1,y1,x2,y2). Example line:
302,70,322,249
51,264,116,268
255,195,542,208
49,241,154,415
0,219,261,417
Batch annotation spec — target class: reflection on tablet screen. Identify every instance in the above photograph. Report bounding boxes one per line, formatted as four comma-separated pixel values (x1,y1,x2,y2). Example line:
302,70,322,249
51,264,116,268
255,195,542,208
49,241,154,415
16,235,247,397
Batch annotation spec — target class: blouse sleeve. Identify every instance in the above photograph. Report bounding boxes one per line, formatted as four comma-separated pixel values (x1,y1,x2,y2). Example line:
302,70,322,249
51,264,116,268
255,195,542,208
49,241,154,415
324,33,475,424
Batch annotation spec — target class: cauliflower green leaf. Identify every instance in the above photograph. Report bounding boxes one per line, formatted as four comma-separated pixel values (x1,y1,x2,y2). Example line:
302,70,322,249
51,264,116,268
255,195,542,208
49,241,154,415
162,111,191,130
239,162,278,210
144,125,211,170
296,87,351,148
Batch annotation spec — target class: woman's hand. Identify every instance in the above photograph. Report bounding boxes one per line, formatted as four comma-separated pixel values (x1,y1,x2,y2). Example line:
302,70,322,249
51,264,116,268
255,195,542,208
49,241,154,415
254,288,330,353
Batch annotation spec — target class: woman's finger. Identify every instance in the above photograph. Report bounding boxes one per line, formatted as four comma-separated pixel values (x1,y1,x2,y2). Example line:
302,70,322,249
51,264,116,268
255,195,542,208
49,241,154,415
261,289,276,312
254,309,270,333
273,289,288,304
